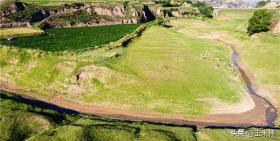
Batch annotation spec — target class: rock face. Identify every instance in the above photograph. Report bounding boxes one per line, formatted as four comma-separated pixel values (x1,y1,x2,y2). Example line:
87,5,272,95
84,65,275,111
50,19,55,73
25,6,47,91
0,2,156,28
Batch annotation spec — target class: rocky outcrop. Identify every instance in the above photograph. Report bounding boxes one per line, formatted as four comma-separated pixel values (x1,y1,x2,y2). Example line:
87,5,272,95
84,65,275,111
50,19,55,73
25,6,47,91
0,17,30,28
1,2,27,14
0,2,156,28
92,4,126,17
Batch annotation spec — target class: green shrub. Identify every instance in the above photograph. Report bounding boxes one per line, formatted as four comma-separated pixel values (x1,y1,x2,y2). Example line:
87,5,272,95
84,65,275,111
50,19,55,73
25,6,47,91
247,9,273,35
185,0,192,4
192,1,213,18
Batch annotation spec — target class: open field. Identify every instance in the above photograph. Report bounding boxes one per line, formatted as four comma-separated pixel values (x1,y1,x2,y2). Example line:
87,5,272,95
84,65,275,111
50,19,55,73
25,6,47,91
0,24,140,51
0,24,244,117
0,28,44,38
170,9,280,124
1,8,279,123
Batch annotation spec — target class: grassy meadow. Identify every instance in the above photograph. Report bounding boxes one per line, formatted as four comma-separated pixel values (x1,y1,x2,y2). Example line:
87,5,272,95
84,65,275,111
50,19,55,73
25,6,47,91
0,24,140,51
170,9,280,122
0,24,244,117
1,9,279,119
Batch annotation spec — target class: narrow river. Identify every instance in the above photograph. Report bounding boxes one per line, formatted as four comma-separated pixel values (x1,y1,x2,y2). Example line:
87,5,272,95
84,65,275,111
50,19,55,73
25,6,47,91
231,51,277,127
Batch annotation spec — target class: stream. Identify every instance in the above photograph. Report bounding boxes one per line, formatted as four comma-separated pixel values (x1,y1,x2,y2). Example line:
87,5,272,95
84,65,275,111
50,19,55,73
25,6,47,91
231,51,277,127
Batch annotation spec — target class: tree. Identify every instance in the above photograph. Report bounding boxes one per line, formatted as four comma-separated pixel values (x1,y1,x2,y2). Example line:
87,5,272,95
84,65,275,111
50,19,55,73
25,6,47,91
256,0,269,8
192,1,213,18
247,10,273,35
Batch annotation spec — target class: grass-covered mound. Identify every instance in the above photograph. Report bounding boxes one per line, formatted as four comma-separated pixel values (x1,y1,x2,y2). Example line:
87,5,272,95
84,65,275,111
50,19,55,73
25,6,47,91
0,24,140,51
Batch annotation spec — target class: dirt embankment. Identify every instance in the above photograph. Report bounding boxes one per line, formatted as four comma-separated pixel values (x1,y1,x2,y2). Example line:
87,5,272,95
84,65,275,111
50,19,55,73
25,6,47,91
270,19,280,33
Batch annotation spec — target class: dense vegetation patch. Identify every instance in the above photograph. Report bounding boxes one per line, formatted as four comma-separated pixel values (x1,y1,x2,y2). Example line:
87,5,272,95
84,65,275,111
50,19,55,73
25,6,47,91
192,1,214,18
247,9,273,35
0,24,140,51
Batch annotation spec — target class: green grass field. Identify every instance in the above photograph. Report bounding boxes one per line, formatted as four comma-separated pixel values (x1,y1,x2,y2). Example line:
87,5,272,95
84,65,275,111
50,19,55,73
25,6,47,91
0,25,243,117
1,9,279,119
89,26,242,116
0,24,140,51
170,9,280,124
